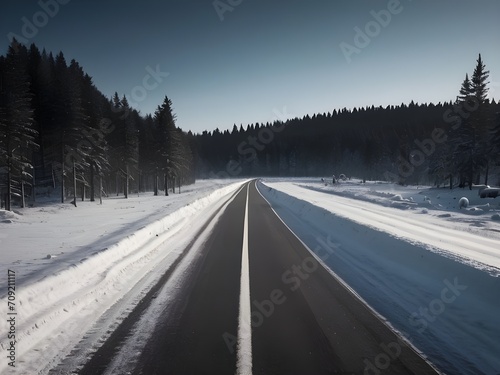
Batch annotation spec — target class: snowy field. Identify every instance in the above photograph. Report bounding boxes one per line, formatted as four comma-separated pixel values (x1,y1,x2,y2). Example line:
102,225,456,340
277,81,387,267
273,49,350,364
259,177,500,375
0,180,244,283
0,179,247,374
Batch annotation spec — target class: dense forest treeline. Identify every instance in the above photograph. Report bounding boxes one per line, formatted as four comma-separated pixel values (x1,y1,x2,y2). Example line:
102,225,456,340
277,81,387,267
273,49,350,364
191,54,500,188
0,40,195,210
1,40,499,211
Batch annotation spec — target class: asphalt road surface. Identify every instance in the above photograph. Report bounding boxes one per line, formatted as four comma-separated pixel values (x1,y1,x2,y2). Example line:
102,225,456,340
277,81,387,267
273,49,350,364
79,180,440,375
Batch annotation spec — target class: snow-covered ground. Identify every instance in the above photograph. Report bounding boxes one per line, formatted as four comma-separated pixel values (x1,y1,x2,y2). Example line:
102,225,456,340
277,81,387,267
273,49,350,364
259,177,500,375
0,179,247,374
0,180,242,283
2,176,499,374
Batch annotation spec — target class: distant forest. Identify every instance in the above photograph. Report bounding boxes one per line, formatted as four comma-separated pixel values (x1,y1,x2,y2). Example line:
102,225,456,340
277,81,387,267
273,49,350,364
1,40,499,210
193,54,500,188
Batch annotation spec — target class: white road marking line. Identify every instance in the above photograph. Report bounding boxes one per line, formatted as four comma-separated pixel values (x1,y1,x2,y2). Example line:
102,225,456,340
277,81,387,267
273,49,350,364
236,184,252,375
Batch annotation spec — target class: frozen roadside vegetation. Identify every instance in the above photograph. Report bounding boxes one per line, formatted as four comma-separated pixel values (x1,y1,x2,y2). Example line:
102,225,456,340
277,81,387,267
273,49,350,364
0,180,247,374
259,178,500,375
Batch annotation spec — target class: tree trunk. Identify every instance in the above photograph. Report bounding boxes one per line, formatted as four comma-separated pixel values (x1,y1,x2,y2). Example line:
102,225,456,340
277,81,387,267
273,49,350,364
32,154,36,203
164,173,169,196
52,164,56,189
61,151,65,204
469,132,475,190
468,161,473,190
138,170,142,194
72,158,77,207
116,172,120,196
99,174,103,205
125,164,129,199
6,154,12,211
484,161,489,186
90,162,95,202
21,180,25,208
32,174,36,203
154,168,158,196
449,174,453,190
178,175,181,194
172,176,175,194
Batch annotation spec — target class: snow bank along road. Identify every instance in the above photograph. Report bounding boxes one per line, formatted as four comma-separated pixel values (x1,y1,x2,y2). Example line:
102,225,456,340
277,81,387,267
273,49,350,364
77,180,439,375
260,180,500,375
0,181,247,375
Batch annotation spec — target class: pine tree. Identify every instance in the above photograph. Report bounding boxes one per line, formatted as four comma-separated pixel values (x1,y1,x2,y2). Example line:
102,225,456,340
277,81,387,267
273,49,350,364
50,54,91,205
154,96,176,195
449,55,491,189
0,40,37,210
489,111,500,184
154,96,192,194
471,54,490,103
1,42,199,204
121,96,139,198
35,50,57,187
450,74,475,187
104,94,139,198
470,54,491,185
459,74,473,101
137,114,157,192
80,73,109,202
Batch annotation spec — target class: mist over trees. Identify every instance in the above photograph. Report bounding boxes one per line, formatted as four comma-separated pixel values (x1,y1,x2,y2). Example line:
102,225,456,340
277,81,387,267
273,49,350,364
0,40,194,210
191,54,499,189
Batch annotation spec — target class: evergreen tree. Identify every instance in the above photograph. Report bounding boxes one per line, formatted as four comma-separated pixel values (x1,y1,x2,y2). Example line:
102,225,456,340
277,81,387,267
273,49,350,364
51,54,91,205
154,96,192,194
470,53,491,185
448,55,491,188
471,54,489,103
137,114,157,192
121,96,139,198
489,111,500,184
450,74,476,187
154,96,177,195
80,73,109,202
459,74,473,101
0,40,37,210
35,50,57,182
0,41,197,205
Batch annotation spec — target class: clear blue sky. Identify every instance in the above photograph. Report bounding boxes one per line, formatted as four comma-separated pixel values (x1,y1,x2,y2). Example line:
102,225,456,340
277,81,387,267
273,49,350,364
1,0,499,133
